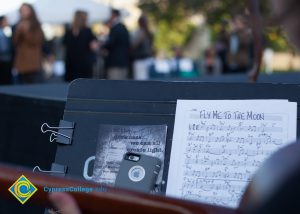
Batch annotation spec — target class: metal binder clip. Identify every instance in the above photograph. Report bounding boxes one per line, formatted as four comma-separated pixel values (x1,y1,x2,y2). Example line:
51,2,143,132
33,163,67,177
33,166,65,174
49,133,58,143
41,120,74,145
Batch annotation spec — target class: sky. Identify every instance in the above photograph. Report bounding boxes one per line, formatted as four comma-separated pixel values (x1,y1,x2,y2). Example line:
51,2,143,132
0,0,140,28
0,0,36,15
0,0,139,15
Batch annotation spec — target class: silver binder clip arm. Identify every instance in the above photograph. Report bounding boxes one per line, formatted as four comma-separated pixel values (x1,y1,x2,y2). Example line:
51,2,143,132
49,133,58,143
41,123,72,142
33,166,65,174
41,123,74,131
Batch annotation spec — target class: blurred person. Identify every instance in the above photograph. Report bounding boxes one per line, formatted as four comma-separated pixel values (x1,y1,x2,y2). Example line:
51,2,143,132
215,23,229,73
63,10,98,82
149,50,172,78
101,9,130,80
262,48,274,74
131,15,154,80
227,15,254,74
169,47,182,77
201,48,222,76
13,3,44,84
0,16,13,85
49,192,81,214
170,47,197,78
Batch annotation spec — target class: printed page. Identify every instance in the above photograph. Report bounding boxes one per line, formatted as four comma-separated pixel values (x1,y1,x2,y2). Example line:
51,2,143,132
92,125,167,187
166,100,297,208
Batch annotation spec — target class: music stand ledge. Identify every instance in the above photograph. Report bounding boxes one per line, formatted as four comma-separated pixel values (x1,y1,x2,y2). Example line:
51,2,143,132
0,163,237,214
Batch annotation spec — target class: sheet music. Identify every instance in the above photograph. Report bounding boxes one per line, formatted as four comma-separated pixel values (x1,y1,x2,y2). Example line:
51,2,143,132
166,100,297,208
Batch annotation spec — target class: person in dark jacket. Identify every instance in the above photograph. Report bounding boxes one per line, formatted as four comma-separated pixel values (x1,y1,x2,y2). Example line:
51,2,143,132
101,9,130,80
131,15,154,80
0,16,13,85
63,10,98,82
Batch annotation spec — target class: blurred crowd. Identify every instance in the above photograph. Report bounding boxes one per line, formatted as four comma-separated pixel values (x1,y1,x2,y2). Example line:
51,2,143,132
213,16,254,75
0,3,46,84
0,3,255,85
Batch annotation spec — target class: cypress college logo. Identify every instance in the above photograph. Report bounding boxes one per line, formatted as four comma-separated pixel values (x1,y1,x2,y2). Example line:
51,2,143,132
8,175,38,204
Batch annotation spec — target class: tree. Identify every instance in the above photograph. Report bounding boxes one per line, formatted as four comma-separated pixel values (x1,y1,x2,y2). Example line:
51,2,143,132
139,0,261,25
138,0,198,53
139,0,291,53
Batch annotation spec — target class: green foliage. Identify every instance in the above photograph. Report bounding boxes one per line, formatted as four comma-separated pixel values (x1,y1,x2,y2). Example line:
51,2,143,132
139,0,205,22
139,0,292,52
153,19,196,54
139,0,251,25
139,1,198,54
264,28,293,52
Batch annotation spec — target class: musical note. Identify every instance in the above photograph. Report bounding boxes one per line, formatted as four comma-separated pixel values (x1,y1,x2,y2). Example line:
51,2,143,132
167,100,297,208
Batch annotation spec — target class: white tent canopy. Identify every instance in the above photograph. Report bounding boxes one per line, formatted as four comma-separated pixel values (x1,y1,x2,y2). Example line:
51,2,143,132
4,0,111,24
